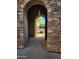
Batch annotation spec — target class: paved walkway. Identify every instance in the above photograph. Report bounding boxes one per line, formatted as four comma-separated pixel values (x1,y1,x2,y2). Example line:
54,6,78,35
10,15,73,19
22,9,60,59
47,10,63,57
17,37,61,59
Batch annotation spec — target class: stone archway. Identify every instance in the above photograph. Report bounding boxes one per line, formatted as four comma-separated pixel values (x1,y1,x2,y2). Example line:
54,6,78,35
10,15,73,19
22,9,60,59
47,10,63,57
27,5,47,38
17,0,61,52
23,0,47,47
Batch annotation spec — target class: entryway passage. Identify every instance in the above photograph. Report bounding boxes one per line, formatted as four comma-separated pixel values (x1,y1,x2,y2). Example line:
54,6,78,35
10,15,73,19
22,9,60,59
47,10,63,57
27,5,47,40
35,14,45,37
17,37,61,59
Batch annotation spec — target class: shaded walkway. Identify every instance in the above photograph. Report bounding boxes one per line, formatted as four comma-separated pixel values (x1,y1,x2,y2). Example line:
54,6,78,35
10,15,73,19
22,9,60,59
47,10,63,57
17,37,61,59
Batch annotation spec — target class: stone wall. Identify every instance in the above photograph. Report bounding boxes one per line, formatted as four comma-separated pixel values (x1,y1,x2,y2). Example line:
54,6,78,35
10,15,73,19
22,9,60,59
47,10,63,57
46,0,61,52
17,0,61,52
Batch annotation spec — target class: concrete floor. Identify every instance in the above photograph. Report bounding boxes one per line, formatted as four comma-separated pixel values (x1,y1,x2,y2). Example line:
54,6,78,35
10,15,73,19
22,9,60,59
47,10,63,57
17,37,61,59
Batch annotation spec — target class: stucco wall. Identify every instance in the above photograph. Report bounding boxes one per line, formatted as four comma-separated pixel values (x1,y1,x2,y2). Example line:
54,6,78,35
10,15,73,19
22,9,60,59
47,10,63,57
17,0,61,52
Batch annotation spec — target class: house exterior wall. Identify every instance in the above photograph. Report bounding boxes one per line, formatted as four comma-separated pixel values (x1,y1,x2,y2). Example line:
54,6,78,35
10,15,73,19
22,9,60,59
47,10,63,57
17,0,61,52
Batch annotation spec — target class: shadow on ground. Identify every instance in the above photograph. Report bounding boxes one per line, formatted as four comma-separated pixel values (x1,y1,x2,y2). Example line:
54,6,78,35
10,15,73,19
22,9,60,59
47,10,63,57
17,37,61,59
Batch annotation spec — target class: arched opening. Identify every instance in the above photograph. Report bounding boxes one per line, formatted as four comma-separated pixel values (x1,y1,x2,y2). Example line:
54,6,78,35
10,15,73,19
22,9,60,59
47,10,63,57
27,5,47,40
23,0,47,47
35,15,45,37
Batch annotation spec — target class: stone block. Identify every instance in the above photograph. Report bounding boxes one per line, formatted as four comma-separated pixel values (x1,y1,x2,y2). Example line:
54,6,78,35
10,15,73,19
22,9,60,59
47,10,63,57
48,18,52,22
18,45,24,48
54,14,61,18
48,29,52,33
57,2,61,6
53,17,59,21
48,8,52,12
